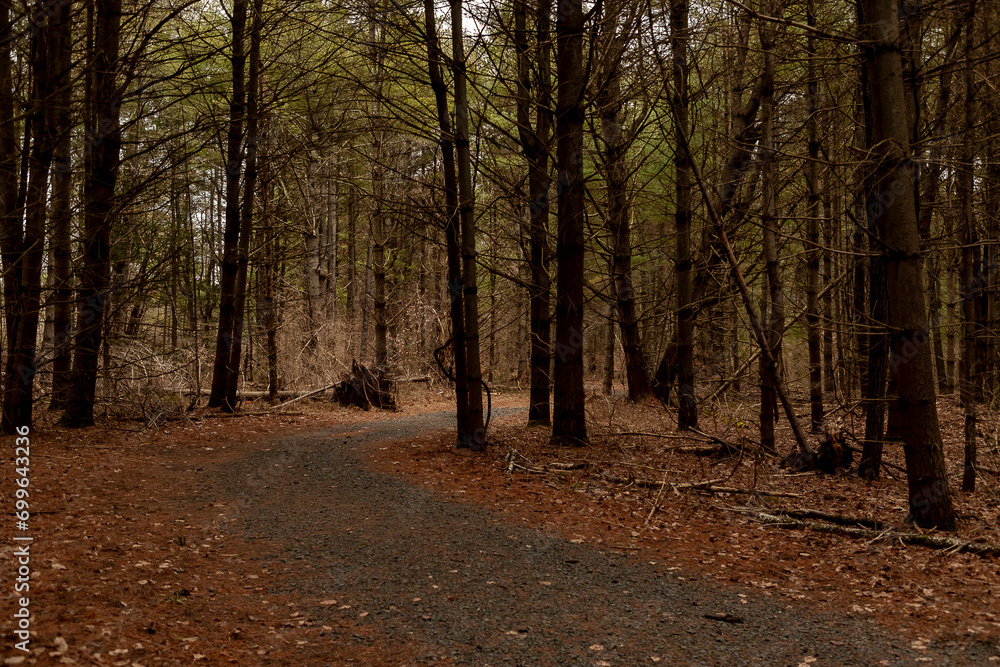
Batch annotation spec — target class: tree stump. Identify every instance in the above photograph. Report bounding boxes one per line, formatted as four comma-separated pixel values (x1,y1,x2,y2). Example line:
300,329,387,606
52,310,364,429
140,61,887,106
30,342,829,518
333,360,397,411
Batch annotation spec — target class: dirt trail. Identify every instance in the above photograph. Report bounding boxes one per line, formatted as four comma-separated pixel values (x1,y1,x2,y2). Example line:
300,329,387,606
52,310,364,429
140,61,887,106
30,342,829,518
206,409,993,666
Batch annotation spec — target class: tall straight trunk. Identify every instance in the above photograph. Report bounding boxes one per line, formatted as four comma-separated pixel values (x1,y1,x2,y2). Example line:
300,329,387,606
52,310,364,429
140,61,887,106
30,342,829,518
929,255,948,392
822,194,835,394
805,0,823,431
423,0,469,442
372,212,387,369
325,175,338,324
671,0,696,428
860,232,890,477
368,15,389,372
603,296,614,395
855,0,887,479
862,0,956,529
488,270,496,382
960,0,977,493
208,0,248,408
653,8,761,399
946,247,957,392
62,0,122,427
835,196,851,395
2,1,55,432
304,164,322,348
758,7,782,453
224,0,262,411
852,40,872,400
921,27,958,394
360,245,372,362
262,179,278,401
346,187,356,326
0,0,16,389
597,5,650,402
49,0,73,410
550,0,588,446
515,0,553,426
452,0,485,448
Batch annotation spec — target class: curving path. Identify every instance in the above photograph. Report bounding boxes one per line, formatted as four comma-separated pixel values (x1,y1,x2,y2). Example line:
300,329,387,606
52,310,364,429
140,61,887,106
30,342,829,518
211,410,991,666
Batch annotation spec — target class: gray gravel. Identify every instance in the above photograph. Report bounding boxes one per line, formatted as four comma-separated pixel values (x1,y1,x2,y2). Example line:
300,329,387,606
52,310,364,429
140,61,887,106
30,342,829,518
210,409,997,666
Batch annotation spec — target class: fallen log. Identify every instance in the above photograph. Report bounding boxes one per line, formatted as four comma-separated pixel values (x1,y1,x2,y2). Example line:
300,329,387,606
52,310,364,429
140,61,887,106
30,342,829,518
600,471,725,490
183,388,322,399
756,513,1000,556
270,382,339,411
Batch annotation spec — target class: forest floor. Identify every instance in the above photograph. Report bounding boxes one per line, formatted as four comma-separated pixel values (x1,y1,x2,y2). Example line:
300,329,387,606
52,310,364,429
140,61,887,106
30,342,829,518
3,383,1000,665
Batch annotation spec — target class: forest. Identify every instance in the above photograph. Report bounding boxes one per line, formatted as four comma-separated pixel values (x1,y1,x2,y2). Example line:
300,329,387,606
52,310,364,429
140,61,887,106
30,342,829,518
2,0,999,540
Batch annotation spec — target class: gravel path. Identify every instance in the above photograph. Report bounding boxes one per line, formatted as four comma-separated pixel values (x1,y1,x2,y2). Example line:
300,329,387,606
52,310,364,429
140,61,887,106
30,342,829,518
212,410,992,666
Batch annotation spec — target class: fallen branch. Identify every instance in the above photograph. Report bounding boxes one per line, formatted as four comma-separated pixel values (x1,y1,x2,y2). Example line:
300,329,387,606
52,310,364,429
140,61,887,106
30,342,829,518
268,382,340,411
688,427,747,455
183,388,321,399
756,513,1000,555
772,509,885,530
610,431,713,442
700,486,803,498
600,472,725,490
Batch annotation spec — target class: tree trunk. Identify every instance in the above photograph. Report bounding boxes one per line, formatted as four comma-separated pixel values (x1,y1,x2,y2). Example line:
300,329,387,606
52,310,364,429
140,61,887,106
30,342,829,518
758,6,782,453
62,0,122,427
262,180,279,401
514,0,553,426
304,174,322,348
346,187,356,328
603,296,615,395
597,4,650,402
550,0,588,446
671,0,696,428
0,0,16,395
224,0,262,412
208,0,248,408
822,195,835,395
805,0,823,432
452,0,485,448
960,0,977,493
862,0,957,529
2,0,59,432
373,212,387,370
48,0,73,410
423,0,469,443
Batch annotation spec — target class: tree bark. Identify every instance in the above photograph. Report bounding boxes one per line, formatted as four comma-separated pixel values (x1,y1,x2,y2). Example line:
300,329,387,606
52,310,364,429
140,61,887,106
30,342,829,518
1,1,59,432
514,0,553,425
960,0,977,493
671,0,696,428
62,0,122,427
423,0,469,442
0,0,16,395
451,0,485,448
758,5,782,452
224,0,262,411
550,0,588,446
48,0,73,410
596,4,649,402
861,0,957,529
208,0,248,408
805,0,823,432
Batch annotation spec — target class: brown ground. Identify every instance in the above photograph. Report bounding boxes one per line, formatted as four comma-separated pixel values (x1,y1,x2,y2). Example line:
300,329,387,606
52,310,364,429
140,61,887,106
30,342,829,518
2,386,1000,665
